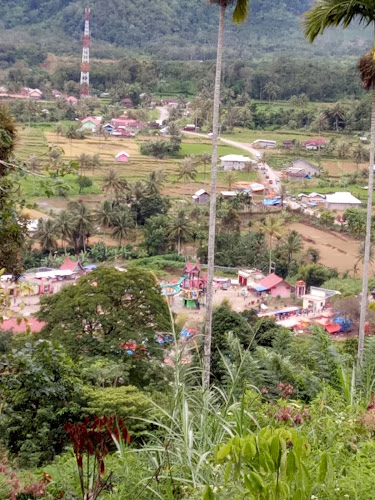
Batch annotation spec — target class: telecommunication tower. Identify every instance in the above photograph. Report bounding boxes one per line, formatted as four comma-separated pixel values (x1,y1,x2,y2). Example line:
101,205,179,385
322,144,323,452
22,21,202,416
80,7,90,98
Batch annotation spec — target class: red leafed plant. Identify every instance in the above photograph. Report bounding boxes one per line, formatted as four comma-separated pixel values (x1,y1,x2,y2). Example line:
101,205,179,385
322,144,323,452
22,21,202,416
65,416,131,500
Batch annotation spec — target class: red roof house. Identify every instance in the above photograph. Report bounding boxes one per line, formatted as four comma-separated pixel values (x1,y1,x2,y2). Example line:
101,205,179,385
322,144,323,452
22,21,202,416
66,96,78,104
303,137,327,150
111,118,143,130
60,257,85,275
1,317,46,334
257,273,293,298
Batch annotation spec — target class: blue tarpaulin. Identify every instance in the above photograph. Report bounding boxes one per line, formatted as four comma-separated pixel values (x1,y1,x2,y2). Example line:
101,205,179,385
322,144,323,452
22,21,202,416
253,285,268,292
264,198,281,206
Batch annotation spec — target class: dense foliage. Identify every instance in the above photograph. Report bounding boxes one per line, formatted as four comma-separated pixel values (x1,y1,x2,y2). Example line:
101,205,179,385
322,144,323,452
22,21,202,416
1,0,372,61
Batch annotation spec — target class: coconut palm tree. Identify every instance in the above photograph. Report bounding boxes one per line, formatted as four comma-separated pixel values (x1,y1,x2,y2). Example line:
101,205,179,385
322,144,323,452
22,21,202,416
325,102,346,132
282,230,303,265
353,241,375,277
68,201,93,253
223,171,237,190
145,169,166,195
111,208,135,246
127,181,146,203
352,142,369,170
27,154,40,195
257,215,286,274
204,0,250,388
199,152,212,186
304,0,375,364
168,210,192,255
53,210,75,255
94,200,116,230
176,156,198,186
34,219,57,257
102,169,127,200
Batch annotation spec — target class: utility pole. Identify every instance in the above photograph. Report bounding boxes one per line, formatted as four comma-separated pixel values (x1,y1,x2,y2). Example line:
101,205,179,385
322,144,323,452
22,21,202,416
80,7,90,98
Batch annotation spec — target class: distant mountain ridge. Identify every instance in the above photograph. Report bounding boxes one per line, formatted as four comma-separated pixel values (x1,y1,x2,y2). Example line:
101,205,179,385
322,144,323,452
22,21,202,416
0,0,372,60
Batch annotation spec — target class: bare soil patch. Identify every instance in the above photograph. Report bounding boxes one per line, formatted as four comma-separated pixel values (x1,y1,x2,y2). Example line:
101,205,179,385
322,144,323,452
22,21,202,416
289,222,364,273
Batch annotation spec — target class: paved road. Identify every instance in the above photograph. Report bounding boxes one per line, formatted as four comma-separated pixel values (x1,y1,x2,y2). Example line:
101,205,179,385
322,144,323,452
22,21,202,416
184,132,281,193
157,106,169,123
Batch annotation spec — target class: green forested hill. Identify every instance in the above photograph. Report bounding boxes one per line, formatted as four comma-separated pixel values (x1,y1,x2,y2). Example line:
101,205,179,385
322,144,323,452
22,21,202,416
0,0,372,60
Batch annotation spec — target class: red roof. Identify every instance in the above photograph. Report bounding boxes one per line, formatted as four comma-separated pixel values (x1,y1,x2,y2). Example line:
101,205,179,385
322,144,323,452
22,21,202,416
184,260,201,274
257,273,285,290
60,257,85,272
1,317,46,333
80,116,101,126
304,137,327,146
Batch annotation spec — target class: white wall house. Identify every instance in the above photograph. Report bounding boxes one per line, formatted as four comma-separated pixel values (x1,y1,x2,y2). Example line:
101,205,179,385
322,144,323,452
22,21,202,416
325,192,361,211
252,139,276,149
220,154,251,171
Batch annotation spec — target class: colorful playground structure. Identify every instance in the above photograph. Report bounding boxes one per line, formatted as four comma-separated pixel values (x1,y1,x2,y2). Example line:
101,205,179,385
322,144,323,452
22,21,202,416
161,260,207,309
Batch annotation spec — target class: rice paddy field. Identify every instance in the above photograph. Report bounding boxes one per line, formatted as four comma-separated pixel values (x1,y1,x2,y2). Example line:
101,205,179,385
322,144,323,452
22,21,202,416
13,127,257,211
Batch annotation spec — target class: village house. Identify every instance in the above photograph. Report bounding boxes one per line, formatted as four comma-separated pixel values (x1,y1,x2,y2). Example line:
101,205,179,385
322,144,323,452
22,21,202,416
220,191,237,199
282,140,294,149
303,137,327,150
302,286,340,314
252,273,293,298
164,98,179,108
79,116,101,133
252,139,276,149
115,151,130,162
111,118,143,131
192,189,209,204
112,129,134,138
66,96,78,104
60,257,85,276
220,154,251,171
238,269,264,287
324,192,361,211
298,192,326,205
286,159,321,179
121,97,133,108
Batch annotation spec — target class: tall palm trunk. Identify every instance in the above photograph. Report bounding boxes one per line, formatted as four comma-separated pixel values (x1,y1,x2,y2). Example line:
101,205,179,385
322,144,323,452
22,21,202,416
269,234,272,274
203,4,226,388
358,84,375,365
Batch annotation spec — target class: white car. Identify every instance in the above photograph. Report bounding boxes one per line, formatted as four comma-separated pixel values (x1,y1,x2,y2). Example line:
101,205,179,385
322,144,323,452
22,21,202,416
207,132,213,138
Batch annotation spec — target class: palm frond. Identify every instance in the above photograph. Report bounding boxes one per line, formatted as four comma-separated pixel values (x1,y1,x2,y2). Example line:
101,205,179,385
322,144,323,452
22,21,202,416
304,0,375,43
232,0,250,25
358,50,375,90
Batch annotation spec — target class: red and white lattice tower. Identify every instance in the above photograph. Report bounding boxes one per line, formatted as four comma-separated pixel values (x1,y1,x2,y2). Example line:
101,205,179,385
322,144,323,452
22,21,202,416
80,7,90,98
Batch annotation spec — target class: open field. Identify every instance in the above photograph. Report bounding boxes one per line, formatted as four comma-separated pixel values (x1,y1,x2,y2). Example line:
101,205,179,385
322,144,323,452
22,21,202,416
13,128,258,208
289,221,365,274
221,127,353,144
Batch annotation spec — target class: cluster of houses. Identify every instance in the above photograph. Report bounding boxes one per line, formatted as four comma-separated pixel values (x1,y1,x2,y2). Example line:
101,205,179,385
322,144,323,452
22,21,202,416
298,191,362,211
192,182,265,204
78,114,144,137
0,258,89,334
237,268,345,333
0,86,43,101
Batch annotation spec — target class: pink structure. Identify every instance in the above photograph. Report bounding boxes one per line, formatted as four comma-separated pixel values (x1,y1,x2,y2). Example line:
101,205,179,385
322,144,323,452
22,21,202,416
1,317,46,334
182,260,207,291
257,273,293,298
60,257,85,275
115,151,130,162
